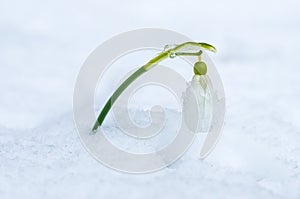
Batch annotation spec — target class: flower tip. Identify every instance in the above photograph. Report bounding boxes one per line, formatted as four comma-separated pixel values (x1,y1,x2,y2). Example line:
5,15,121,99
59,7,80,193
198,42,217,53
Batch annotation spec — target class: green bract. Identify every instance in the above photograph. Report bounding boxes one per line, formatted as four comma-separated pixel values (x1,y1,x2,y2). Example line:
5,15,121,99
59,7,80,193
92,42,216,132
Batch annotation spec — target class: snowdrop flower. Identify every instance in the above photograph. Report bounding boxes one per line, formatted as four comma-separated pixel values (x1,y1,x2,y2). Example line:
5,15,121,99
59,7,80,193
92,42,216,132
183,73,213,133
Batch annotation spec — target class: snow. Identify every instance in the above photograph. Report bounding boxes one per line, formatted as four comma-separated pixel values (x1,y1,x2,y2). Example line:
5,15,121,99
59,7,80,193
1,0,300,198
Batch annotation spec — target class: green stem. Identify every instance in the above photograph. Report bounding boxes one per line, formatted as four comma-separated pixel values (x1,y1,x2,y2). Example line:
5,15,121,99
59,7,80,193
92,67,147,131
92,42,216,132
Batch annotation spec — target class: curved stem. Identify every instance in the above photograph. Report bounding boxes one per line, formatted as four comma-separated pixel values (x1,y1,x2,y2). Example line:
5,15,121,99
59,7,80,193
92,42,216,132
92,67,147,131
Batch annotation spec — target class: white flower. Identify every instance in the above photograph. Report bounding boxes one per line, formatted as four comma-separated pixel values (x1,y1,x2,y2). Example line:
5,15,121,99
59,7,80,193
183,75,213,133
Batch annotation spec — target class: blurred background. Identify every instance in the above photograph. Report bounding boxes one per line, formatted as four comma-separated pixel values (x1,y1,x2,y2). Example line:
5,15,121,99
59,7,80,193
0,0,299,198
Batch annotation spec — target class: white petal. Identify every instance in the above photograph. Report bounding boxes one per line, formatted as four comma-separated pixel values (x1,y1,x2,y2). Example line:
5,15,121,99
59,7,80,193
183,75,213,133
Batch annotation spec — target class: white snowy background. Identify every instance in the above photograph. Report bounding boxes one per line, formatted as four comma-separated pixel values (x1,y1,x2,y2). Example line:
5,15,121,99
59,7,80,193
1,0,300,198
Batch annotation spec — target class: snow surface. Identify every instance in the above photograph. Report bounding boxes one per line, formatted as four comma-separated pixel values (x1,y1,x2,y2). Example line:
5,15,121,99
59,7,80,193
1,0,300,198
